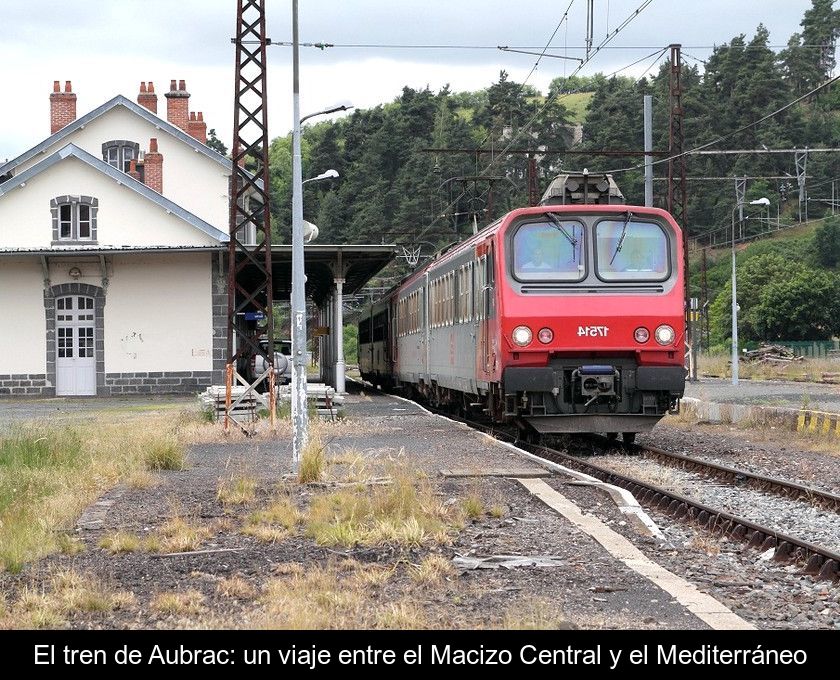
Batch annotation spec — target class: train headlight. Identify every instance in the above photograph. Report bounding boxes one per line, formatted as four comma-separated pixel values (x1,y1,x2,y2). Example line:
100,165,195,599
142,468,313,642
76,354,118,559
538,327,554,344
512,325,533,347
654,324,675,345
634,327,650,343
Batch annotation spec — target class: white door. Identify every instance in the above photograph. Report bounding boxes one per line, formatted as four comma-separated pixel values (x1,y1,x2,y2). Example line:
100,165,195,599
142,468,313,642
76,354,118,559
56,296,96,396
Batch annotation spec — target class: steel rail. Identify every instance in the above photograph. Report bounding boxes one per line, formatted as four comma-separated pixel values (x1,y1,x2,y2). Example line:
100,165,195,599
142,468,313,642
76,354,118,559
445,410,840,581
637,444,840,513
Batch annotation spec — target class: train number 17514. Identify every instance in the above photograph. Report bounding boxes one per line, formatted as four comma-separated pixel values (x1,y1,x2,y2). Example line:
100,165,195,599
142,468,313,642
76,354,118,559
577,325,609,337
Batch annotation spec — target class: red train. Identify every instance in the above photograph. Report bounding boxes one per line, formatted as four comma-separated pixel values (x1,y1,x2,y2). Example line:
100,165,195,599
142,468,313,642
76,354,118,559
358,173,686,444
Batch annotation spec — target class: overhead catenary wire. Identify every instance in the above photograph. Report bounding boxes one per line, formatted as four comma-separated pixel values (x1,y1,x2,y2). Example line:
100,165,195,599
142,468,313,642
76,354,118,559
270,42,835,51
408,0,656,247
406,0,662,250
606,74,840,176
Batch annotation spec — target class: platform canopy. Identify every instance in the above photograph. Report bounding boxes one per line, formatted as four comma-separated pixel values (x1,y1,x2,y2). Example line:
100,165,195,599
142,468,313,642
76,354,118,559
234,243,395,306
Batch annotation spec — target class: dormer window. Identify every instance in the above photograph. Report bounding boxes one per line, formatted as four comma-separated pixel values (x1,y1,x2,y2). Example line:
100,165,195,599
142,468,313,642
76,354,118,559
102,140,139,173
51,195,98,244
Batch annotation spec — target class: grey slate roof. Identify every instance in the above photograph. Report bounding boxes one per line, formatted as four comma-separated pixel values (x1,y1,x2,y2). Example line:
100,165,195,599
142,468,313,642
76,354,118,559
0,143,229,244
0,95,237,178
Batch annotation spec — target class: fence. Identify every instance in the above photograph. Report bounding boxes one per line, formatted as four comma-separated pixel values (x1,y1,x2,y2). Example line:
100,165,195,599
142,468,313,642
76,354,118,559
780,340,840,358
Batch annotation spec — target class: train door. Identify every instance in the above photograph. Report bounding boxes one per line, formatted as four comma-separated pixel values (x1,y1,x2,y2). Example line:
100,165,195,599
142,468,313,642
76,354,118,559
388,300,396,376
479,245,496,376
423,272,430,382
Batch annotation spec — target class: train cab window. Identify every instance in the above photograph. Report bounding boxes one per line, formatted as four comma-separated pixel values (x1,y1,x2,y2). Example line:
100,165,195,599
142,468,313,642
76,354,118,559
595,218,670,281
512,220,585,281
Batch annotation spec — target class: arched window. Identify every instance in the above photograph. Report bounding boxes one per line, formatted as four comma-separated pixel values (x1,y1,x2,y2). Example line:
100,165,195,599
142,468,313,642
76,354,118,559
50,195,98,243
102,140,140,173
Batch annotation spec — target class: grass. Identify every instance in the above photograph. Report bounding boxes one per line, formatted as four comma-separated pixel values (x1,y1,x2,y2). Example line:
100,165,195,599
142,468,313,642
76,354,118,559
462,493,485,519
256,560,428,629
502,598,575,630
157,516,212,553
0,569,135,629
99,531,147,553
298,432,326,484
698,352,840,383
100,515,211,555
410,553,455,585
562,91,594,125
216,575,256,599
144,434,187,471
306,464,463,547
242,493,302,543
0,408,200,572
217,475,257,506
150,589,206,616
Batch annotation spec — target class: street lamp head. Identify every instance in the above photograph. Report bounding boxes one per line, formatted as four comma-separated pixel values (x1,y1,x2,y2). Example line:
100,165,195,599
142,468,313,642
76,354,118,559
300,104,354,124
749,197,770,206
302,168,340,184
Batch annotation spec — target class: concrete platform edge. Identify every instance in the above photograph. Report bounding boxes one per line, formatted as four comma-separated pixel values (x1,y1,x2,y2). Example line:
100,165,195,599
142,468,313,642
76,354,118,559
680,397,840,440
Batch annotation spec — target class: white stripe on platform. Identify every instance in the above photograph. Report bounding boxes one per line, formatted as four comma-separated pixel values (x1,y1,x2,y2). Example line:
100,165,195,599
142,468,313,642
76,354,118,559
517,477,755,631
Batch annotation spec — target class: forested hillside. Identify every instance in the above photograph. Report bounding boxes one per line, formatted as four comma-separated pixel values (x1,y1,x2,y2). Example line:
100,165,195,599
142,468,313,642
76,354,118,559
265,0,839,341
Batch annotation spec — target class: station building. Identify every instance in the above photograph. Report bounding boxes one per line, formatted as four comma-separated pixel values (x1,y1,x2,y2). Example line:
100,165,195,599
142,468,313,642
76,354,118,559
0,80,391,397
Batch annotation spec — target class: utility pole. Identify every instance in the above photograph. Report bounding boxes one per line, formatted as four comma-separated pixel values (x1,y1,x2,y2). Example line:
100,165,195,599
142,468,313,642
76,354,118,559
643,94,653,207
667,44,694,380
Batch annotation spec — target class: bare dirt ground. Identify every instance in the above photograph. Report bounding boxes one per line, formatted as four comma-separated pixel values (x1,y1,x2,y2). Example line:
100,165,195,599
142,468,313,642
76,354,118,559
0,389,707,630
3,386,837,630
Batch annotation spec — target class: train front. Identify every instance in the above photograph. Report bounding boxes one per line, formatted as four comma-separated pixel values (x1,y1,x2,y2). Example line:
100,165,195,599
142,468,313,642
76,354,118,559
497,202,686,441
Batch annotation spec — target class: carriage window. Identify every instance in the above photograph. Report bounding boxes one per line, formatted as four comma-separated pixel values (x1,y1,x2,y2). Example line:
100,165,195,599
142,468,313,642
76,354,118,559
512,220,585,281
595,219,669,281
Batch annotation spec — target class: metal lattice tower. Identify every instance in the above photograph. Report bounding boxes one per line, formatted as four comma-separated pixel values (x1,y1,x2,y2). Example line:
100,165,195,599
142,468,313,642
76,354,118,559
226,0,274,428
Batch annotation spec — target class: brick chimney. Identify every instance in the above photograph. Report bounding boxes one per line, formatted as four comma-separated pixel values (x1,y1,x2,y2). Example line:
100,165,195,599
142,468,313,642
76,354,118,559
164,79,190,132
137,81,158,114
128,159,141,182
187,111,207,144
50,80,77,134
144,138,163,193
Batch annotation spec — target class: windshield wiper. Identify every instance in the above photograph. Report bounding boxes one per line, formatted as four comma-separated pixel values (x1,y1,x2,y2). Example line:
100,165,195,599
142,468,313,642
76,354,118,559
546,212,579,259
609,211,634,265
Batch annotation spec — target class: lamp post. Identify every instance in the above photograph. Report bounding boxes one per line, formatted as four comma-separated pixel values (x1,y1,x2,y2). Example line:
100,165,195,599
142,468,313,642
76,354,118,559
290,1,353,466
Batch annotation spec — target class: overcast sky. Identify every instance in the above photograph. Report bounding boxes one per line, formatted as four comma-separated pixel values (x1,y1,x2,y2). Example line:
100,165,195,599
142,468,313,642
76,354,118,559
0,1,824,162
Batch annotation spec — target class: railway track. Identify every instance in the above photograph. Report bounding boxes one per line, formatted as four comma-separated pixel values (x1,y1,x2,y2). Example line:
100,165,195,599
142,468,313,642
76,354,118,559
634,444,840,513
431,408,840,581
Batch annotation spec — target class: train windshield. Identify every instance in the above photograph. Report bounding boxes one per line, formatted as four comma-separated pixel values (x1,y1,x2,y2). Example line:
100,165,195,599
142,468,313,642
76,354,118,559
512,219,585,281
595,218,670,281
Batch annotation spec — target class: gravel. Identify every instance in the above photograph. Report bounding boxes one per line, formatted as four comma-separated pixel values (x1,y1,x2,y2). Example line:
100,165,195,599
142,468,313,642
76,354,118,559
594,455,840,555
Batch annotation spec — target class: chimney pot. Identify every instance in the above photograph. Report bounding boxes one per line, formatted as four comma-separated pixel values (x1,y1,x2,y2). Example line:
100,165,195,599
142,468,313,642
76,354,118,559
197,112,204,121
144,138,163,194
190,111,196,121
179,79,186,91
50,79,77,134
137,80,158,114
165,78,190,131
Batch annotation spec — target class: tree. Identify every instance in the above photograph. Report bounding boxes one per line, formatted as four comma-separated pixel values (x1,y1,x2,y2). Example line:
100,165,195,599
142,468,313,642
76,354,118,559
206,128,228,156
811,216,840,268
709,253,839,343
754,268,839,340
800,0,840,88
